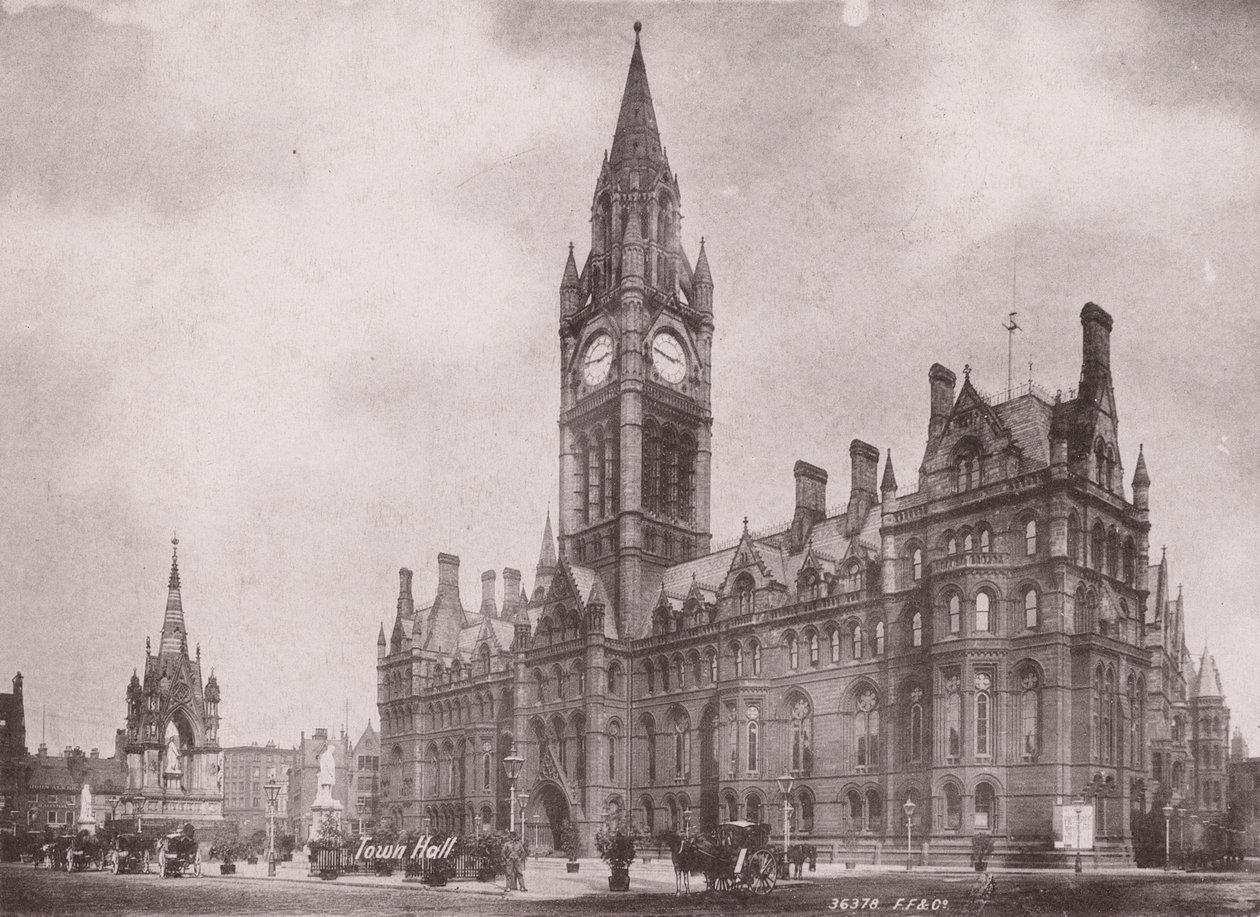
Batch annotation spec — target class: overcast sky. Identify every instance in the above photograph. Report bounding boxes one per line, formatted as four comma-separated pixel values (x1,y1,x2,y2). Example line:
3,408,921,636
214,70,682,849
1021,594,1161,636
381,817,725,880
2,0,1258,757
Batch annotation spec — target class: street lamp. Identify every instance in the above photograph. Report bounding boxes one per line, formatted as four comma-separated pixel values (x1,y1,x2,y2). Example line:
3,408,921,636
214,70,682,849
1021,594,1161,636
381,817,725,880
1162,804,1173,871
776,773,795,860
264,777,282,878
503,746,524,833
903,795,917,872
1072,798,1085,873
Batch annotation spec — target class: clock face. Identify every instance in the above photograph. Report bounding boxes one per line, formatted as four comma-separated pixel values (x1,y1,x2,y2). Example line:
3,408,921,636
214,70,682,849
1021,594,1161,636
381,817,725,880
582,333,613,386
652,331,687,384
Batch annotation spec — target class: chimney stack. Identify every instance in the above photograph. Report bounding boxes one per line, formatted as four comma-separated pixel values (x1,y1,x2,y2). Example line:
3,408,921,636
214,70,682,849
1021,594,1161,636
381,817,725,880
436,553,462,608
847,439,881,533
1079,302,1113,399
502,568,523,618
398,568,415,617
480,570,498,618
789,461,828,550
929,363,956,441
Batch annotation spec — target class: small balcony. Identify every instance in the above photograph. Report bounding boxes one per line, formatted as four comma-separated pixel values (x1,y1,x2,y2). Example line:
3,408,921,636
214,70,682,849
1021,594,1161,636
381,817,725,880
930,552,1008,574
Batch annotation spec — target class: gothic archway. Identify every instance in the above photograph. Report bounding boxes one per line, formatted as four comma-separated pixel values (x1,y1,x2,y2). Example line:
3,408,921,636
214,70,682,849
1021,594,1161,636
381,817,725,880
525,781,571,854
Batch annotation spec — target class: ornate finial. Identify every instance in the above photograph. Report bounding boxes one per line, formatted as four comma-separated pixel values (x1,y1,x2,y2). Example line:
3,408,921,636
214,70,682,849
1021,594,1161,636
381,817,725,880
1162,544,1167,559
700,235,705,246
145,636,151,654
1055,389,1062,403
742,516,749,534
568,241,574,253
963,363,972,380
196,643,200,659
634,20,642,35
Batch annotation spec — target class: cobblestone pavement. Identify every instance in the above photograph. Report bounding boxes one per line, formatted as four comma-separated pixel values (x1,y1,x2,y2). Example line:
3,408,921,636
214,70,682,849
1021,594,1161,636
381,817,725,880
5,861,1260,916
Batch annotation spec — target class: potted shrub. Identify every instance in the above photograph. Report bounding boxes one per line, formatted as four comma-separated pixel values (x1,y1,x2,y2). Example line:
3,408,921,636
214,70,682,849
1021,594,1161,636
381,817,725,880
971,833,995,872
561,820,581,873
209,835,240,875
595,824,637,892
471,831,505,882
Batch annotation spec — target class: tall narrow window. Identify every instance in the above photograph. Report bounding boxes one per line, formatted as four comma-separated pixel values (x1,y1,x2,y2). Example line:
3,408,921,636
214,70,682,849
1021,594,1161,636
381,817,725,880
946,680,961,759
851,625,863,660
706,649,718,684
912,612,923,647
747,719,759,773
975,591,991,633
732,643,744,678
751,641,762,676
483,752,491,790
1068,513,1081,564
590,431,604,521
976,689,991,755
1025,519,1038,556
1024,588,1039,628
577,437,591,525
787,634,799,671
963,532,974,554
948,594,961,634
947,536,958,556
674,720,687,779
912,548,923,581
945,784,962,830
974,783,995,831
789,698,812,774
855,689,879,768
909,687,924,762
604,431,619,517
643,422,659,514
808,632,820,667
646,725,657,783
608,722,620,781
874,622,885,655
979,528,991,552
831,628,842,662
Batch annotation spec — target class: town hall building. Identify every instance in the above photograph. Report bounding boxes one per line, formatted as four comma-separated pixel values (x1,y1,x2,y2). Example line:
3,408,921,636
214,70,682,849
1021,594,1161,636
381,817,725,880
375,23,1231,865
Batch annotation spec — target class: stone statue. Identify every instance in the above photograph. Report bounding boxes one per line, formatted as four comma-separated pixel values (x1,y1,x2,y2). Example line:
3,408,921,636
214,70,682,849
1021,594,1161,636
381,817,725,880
165,734,182,774
312,744,339,808
212,751,224,792
79,783,92,822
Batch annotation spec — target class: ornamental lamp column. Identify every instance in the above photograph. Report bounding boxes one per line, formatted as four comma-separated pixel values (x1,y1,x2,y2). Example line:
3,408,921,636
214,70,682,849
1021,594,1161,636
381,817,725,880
265,777,282,878
1162,804,1173,871
503,746,524,833
776,773,794,860
903,795,917,871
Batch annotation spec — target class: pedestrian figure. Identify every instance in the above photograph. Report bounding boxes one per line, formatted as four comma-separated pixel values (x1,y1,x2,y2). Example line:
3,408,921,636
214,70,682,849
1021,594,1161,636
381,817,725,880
504,832,528,892
971,872,996,915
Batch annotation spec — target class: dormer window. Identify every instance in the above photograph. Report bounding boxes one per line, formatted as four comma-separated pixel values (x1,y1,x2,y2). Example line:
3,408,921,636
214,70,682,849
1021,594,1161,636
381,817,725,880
734,573,755,616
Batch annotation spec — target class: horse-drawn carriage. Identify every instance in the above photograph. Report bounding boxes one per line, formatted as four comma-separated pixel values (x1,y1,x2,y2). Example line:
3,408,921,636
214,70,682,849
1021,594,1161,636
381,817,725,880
671,821,779,896
109,833,153,874
156,828,202,878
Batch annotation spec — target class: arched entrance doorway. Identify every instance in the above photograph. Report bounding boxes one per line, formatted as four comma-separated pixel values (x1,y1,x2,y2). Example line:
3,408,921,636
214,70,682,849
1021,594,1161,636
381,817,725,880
525,782,570,854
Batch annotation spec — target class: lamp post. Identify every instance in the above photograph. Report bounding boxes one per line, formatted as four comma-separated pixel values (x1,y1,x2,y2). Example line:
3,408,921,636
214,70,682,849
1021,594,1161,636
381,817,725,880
264,777,282,878
1072,798,1085,873
776,773,794,860
503,746,524,833
903,795,917,872
1162,804,1173,871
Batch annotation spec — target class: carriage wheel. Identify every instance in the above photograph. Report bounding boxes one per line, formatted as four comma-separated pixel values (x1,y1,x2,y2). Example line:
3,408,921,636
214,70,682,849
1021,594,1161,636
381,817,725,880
747,850,777,895
111,855,121,875
709,870,733,893
193,852,203,878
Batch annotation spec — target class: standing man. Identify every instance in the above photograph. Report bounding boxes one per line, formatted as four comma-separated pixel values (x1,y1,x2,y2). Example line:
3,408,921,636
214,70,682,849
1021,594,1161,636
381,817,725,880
504,832,527,892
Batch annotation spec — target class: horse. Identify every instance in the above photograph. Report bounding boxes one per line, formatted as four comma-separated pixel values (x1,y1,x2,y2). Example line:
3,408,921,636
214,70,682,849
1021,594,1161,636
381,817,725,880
786,843,817,878
664,830,709,895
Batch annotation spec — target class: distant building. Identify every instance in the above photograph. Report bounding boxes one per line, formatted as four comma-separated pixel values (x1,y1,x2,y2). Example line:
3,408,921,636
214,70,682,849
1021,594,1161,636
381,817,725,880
349,722,380,834
25,745,126,832
222,742,296,837
119,538,224,828
1227,730,1259,854
0,673,27,851
288,727,350,841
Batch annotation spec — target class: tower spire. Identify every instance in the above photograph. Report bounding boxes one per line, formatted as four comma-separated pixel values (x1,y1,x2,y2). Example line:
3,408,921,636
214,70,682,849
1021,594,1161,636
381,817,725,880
609,21,666,176
538,509,558,571
159,535,187,656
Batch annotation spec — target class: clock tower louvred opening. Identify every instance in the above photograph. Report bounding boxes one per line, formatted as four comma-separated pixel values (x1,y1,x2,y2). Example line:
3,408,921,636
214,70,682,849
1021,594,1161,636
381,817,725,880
556,22,714,639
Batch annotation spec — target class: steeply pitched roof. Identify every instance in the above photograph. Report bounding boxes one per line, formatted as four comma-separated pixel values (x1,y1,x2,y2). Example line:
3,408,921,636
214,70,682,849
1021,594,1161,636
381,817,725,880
1192,648,1225,698
609,23,667,177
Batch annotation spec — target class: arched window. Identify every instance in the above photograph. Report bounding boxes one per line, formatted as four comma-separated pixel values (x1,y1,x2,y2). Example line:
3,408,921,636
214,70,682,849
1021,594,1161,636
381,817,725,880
732,642,744,678
644,660,655,695
1092,667,1102,761
534,668,546,703
851,624,863,660
912,547,923,581
866,790,883,832
1127,676,1138,768
674,654,684,689
735,574,755,617
673,717,690,780
577,436,591,524
948,594,961,634
797,788,816,833
947,535,959,556
589,428,605,521
746,794,763,826
1024,588,1039,629
608,661,623,694
854,687,879,768
483,751,491,790
874,622,885,655
808,631,820,667
1025,518,1038,556
554,663,567,700
1068,512,1081,564
975,591,992,633
1020,669,1041,756
978,527,991,553
975,683,991,756
830,627,842,663
643,717,657,784
1123,538,1136,585
912,612,923,648
1091,522,1105,570
945,784,962,830
1106,528,1119,578
963,532,974,554
908,686,925,763
706,648,718,684
608,721,621,781
689,652,702,686
846,790,864,831
945,678,962,759
659,656,671,692
974,782,997,831
428,745,439,795
746,717,759,773
725,792,739,823
787,633,799,670
643,420,659,515
788,696,813,775
640,796,655,835
751,641,762,676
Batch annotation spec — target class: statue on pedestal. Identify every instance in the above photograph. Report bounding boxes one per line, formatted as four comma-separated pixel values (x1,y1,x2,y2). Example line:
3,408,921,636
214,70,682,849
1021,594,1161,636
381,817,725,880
165,734,182,774
313,744,338,807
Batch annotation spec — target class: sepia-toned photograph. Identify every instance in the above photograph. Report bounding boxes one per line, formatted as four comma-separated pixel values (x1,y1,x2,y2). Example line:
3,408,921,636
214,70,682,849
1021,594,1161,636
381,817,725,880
2,1,1259,914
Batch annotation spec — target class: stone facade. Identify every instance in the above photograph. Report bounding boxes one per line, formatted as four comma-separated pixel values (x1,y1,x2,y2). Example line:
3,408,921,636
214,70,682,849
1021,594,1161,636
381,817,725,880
374,24,1231,864
222,742,295,837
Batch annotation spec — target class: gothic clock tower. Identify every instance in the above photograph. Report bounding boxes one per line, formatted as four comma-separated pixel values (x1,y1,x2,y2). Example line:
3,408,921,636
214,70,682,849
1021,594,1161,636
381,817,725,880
556,23,713,638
